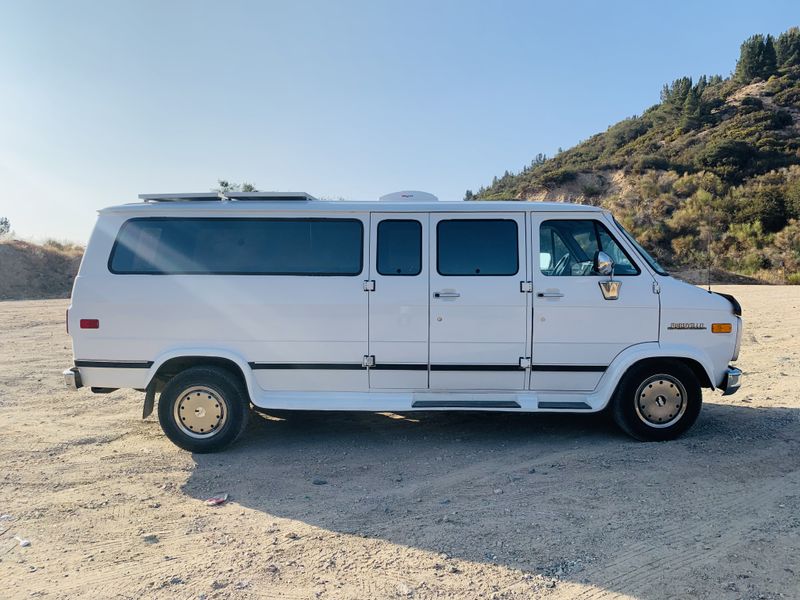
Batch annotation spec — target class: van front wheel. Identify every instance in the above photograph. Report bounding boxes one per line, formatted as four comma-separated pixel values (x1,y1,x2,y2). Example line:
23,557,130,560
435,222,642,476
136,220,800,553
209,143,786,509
611,361,702,441
157,366,250,452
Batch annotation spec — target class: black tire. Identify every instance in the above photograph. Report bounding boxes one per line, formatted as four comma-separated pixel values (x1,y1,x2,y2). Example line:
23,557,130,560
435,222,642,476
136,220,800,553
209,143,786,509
611,360,702,441
157,366,250,452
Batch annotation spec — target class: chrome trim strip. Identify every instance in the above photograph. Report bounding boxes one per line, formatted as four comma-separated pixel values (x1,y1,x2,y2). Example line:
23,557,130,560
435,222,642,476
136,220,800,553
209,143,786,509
74,360,153,369
531,365,607,372
538,401,592,409
411,400,520,409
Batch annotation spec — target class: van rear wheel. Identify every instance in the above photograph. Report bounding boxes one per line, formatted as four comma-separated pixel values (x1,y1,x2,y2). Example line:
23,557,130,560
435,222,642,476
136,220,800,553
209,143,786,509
611,360,701,441
158,366,249,452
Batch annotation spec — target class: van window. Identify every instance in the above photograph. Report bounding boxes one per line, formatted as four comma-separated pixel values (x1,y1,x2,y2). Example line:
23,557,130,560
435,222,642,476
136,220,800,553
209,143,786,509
377,220,422,276
437,219,518,276
539,220,639,276
109,218,363,275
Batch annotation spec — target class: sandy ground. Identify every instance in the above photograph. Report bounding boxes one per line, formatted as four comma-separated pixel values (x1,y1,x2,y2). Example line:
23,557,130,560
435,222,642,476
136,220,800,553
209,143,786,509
1,286,798,600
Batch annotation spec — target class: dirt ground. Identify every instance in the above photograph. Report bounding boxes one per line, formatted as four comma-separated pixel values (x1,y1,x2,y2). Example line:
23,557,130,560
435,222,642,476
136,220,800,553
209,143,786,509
1,286,798,600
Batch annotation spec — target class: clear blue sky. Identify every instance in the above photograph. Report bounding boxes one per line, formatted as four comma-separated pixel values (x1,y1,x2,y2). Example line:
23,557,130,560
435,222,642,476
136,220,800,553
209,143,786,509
0,1,797,242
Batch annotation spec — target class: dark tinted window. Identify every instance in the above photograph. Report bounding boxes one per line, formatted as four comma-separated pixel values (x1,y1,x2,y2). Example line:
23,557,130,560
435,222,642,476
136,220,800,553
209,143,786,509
377,220,422,276
437,219,518,276
539,220,639,276
109,218,363,275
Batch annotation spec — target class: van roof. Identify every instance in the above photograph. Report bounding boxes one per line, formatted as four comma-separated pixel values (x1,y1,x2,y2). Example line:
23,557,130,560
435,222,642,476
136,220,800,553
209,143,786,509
101,195,604,215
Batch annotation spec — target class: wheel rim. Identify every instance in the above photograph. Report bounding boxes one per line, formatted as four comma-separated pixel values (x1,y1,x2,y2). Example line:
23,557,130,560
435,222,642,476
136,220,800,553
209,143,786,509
173,386,228,439
634,374,688,429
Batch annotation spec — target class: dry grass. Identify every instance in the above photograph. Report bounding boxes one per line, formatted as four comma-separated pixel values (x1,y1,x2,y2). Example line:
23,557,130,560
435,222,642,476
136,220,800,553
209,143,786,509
0,239,83,300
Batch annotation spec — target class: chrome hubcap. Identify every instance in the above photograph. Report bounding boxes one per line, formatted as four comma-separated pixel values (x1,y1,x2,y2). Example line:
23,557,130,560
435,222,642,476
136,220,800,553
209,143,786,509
634,374,687,428
173,386,227,439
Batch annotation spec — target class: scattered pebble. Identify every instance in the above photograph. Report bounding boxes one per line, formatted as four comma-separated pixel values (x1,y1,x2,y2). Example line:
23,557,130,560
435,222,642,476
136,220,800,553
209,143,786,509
493,488,503,495
142,534,159,544
14,536,31,547
312,479,327,486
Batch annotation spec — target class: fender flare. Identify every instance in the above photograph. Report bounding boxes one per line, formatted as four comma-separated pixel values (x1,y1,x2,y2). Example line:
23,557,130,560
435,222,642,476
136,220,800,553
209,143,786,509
588,342,717,410
143,347,257,401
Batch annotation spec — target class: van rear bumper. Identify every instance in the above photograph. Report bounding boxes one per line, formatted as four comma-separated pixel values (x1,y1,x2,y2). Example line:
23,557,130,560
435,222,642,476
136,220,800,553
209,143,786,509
721,366,742,396
63,367,83,390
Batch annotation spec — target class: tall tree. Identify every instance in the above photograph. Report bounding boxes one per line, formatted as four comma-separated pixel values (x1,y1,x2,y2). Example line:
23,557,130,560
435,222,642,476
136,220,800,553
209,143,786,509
776,27,800,68
735,34,778,82
0,217,9,237
214,180,259,193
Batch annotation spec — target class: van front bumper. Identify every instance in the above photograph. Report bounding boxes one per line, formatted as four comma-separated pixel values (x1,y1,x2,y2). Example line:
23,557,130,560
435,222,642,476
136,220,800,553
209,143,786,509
63,367,83,390
721,366,742,396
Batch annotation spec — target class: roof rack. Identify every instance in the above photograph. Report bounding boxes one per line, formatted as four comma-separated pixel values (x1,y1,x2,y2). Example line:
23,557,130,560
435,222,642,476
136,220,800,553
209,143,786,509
138,192,318,203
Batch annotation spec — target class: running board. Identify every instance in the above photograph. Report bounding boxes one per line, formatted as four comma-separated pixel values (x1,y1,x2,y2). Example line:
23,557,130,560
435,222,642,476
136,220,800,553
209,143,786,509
411,400,521,409
538,401,592,410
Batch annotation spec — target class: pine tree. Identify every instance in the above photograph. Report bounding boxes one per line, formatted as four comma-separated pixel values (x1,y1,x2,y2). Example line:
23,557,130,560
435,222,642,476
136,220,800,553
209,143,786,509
680,87,702,132
735,34,778,82
776,27,800,67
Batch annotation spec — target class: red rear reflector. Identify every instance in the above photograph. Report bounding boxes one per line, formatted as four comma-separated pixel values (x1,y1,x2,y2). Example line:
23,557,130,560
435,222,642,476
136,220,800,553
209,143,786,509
80,319,100,329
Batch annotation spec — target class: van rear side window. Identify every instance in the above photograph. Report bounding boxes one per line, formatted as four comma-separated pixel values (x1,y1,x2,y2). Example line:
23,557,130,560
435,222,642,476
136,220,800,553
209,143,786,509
109,218,364,275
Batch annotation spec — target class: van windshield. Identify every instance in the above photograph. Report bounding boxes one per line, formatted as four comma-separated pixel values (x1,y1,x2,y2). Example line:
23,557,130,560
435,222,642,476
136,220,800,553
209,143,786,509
614,218,668,276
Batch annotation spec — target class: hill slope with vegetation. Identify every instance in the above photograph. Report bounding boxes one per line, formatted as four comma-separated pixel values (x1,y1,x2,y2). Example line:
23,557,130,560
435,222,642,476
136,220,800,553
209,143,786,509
472,28,800,283
0,239,83,300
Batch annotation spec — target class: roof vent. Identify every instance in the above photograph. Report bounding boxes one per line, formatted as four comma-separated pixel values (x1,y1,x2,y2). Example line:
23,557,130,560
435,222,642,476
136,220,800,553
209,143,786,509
378,190,438,202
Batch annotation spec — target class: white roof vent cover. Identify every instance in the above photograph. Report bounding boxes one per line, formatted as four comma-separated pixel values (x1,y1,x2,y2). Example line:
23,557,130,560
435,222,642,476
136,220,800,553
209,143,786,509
379,190,439,202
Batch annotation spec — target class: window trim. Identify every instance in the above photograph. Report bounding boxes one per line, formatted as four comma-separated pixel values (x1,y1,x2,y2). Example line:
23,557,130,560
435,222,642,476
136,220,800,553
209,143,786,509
376,219,423,277
436,218,520,277
539,219,641,277
107,217,365,276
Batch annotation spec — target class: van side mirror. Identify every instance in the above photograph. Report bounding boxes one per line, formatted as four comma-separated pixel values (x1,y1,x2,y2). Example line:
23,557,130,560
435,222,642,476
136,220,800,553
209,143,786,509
594,250,615,276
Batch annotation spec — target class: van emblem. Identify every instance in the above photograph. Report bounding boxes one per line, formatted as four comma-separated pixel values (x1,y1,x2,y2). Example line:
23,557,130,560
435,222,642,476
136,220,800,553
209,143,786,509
668,322,706,330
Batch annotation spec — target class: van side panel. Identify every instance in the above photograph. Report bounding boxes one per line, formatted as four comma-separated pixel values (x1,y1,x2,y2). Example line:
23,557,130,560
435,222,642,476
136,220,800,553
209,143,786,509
70,213,370,392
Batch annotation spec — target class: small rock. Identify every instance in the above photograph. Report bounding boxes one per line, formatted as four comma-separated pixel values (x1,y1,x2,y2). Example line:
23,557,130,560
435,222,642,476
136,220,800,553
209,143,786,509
312,479,327,486
169,577,184,585
396,582,413,597
285,532,300,540
15,537,31,548
439,499,451,505
546,580,556,588
142,534,159,544
528,467,536,474
493,488,503,495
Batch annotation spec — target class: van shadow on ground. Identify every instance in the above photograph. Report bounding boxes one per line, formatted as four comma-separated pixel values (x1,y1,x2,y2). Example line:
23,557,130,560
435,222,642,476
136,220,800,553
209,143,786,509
182,402,800,599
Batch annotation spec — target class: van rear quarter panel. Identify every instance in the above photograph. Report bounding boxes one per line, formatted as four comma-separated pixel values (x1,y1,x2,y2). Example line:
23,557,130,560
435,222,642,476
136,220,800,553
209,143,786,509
70,212,370,391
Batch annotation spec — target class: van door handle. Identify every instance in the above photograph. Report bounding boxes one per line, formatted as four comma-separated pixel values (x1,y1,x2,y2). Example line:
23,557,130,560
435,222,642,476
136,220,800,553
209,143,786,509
433,291,460,298
537,292,564,298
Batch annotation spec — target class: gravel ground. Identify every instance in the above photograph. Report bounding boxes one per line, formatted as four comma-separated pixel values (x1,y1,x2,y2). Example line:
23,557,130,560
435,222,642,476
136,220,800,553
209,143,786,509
1,286,798,599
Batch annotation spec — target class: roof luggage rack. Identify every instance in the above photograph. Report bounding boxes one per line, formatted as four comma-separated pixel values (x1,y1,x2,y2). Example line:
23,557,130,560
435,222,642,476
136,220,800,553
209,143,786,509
138,192,318,203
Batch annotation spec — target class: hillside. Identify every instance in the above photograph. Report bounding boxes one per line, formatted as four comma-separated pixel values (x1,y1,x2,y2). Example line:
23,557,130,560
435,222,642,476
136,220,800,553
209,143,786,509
473,28,800,283
0,240,83,300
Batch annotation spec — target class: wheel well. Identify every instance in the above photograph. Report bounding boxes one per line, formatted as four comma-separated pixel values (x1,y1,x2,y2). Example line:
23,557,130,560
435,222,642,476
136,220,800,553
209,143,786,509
622,357,713,389
151,356,248,394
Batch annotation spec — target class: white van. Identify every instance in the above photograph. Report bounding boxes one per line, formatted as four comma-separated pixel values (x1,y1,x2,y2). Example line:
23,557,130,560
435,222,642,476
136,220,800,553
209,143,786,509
64,191,742,452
